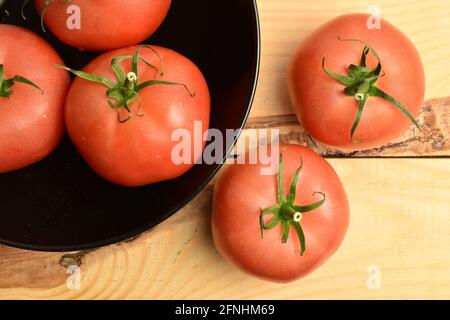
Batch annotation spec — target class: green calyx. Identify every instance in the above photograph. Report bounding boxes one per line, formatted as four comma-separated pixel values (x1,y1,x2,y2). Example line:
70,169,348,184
21,0,72,31
322,37,421,140
56,45,195,123
0,64,44,98
259,153,326,256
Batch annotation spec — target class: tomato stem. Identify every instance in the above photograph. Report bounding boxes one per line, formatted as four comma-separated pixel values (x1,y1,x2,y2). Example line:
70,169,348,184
280,206,303,223
21,0,72,29
280,205,297,220
0,64,44,98
21,0,31,20
259,152,326,256
293,212,303,223
55,46,195,123
322,37,421,141
34,0,73,32
127,72,137,84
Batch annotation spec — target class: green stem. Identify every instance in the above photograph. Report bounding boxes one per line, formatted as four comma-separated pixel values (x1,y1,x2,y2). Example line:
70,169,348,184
39,0,73,32
322,38,421,140
259,152,326,256
280,205,297,220
0,64,43,98
55,46,194,123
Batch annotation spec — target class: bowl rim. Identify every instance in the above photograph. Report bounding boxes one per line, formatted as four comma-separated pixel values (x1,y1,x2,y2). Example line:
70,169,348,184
0,0,261,252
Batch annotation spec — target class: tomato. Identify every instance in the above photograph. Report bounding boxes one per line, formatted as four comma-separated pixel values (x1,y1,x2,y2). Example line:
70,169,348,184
34,0,172,51
63,45,210,187
0,24,70,174
289,14,425,151
212,144,349,282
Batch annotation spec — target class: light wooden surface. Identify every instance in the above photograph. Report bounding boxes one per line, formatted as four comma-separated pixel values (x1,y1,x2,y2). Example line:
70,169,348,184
1,0,450,300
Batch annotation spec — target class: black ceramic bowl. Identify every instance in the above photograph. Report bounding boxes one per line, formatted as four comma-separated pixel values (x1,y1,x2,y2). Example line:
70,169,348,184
0,0,260,251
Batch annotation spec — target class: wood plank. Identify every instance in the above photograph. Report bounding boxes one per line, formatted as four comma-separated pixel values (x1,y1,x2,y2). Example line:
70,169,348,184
1,158,449,299
1,0,450,300
244,97,450,157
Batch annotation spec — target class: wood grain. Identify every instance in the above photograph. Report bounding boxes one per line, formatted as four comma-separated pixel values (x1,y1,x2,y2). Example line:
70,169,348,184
245,97,450,157
1,158,450,299
1,0,450,300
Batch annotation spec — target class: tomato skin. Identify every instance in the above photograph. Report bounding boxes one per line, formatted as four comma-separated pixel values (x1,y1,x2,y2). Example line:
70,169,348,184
0,25,70,174
212,145,349,282
289,14,425,151
34,0,171,51
64,46,210,187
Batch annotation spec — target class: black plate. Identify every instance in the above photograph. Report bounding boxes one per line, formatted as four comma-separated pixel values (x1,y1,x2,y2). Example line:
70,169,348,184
0,0,260,251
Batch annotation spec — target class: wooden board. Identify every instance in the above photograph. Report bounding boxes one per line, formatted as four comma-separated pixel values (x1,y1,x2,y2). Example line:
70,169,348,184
245,97,450,157
1,0,450,300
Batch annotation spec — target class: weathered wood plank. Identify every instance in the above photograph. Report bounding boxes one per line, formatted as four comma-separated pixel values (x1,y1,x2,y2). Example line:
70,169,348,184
245,97,450,157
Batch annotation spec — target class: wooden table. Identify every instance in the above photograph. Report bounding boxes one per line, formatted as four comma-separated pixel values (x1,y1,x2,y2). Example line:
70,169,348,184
1,0,450,299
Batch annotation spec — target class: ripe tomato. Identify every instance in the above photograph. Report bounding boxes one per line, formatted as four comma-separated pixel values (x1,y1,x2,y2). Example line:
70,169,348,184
34,0,171,51
63,45,210,187
289,14,425,150
212,144,349,282
0,24,70,174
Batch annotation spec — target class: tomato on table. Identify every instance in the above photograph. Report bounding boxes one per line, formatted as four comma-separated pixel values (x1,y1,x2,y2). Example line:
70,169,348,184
62,45,210,187
289,14,425,151
0,24,70,174
212,144,349,282
34,0,172,51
